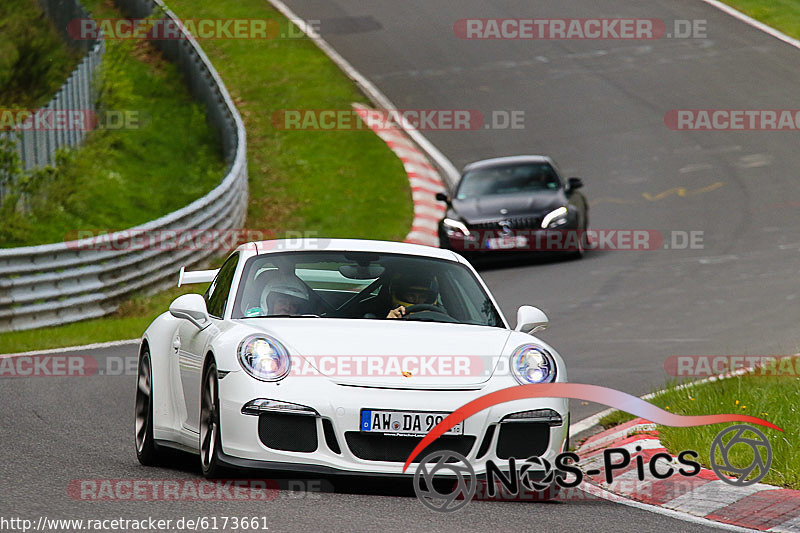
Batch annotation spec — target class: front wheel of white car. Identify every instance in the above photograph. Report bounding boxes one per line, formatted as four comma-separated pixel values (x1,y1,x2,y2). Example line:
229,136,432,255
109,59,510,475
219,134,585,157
135,348,164,465
200,360,224,478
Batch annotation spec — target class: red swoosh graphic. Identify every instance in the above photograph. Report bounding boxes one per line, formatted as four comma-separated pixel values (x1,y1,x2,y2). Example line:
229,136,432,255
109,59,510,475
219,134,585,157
402,383,782,473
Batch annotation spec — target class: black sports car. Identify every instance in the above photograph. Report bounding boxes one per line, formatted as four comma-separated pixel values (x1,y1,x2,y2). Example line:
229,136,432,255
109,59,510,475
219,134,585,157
436,156,589,256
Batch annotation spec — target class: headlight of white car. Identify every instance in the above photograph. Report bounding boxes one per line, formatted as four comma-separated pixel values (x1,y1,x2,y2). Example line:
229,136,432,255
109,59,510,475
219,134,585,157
238,335,291,381
510,344,556,384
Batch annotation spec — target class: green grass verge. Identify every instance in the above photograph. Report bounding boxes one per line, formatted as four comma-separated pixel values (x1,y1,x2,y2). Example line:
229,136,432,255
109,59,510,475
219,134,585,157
594,364,799,489
1,0,226,246
722,0,800,38
654,369,798,489
598,409,636,429
0,0,82,108
0,0,414,353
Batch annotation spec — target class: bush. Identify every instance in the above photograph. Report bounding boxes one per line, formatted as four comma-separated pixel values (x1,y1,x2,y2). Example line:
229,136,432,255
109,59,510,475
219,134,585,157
0,0,81,108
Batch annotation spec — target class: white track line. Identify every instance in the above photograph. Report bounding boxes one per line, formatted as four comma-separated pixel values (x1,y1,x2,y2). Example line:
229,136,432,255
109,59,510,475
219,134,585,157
1,339,140,357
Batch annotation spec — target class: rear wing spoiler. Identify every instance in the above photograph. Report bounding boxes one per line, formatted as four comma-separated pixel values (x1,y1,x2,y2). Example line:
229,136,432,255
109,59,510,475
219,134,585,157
178,266,219,287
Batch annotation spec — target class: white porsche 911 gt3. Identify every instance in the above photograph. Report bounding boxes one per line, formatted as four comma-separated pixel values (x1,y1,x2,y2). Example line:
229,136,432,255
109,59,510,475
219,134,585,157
135,239,569,477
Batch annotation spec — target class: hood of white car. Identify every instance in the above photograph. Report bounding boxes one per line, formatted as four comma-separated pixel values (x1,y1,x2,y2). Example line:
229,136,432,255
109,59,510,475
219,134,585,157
238,318,513,389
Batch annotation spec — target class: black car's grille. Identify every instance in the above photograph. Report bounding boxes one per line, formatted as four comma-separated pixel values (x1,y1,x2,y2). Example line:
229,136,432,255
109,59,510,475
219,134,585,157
468,216,542,230
258,412,318,452
496,422,550,459
345,432,476,462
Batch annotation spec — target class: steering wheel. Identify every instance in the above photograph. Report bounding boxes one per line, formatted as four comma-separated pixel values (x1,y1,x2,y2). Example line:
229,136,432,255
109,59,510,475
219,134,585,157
401,304,458,323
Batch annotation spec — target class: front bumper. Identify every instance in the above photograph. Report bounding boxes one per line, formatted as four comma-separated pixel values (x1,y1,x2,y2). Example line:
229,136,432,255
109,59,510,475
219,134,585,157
439,224,582,254
217,371,569,476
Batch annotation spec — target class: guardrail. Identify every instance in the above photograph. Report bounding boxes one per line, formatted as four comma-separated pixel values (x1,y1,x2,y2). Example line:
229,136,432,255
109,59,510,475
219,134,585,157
0,0,103,174
0,0,248,332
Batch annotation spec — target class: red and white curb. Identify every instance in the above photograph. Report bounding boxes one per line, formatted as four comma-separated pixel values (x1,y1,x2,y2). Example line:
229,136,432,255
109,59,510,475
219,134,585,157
352,103,445,247
578,418,800,531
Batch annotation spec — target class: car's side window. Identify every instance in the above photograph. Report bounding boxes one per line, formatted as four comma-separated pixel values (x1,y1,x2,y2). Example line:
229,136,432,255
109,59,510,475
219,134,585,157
205,253,239,318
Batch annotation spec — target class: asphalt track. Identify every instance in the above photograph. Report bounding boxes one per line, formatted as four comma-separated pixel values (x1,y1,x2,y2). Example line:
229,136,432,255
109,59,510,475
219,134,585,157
4,0,800,530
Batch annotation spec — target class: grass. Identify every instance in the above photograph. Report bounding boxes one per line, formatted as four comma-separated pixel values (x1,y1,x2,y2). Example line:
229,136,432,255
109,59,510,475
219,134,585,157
594,363,800,489
722,0,800,38
0,0,414,353
0,0,226,246
598,409,636,429
0,0,82,108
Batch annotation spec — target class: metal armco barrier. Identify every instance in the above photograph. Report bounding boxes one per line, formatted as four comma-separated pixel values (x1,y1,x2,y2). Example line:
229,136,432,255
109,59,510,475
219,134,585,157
0,0,248,332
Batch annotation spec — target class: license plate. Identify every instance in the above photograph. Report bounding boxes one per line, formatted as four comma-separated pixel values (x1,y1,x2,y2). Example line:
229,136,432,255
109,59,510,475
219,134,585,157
360,409,463,436
486,235,527,250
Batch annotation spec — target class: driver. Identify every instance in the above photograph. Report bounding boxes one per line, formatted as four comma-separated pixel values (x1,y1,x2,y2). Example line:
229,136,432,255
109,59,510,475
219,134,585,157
386,272,439,319
260,273,311,316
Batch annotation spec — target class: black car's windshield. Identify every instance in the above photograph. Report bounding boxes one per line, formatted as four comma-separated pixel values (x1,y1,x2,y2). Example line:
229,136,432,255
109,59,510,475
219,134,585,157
231,251,503,327
456,162,560,199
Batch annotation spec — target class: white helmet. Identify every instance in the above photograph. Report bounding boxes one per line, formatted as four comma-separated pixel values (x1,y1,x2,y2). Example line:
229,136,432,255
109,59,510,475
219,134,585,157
260,273,310,314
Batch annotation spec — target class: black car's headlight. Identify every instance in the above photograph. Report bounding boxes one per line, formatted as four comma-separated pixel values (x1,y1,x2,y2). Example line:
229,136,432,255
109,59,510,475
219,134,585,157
238,335,291,381
442,217,471,236
541,207,569,228
510,344,556,384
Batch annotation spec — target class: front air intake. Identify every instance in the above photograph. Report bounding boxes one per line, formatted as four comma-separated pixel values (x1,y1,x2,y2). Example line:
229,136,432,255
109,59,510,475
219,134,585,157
258,412,318,452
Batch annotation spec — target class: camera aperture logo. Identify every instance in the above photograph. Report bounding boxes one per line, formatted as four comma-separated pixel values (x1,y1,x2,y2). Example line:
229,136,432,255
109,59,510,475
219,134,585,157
710,425,772,486
413,451,476,512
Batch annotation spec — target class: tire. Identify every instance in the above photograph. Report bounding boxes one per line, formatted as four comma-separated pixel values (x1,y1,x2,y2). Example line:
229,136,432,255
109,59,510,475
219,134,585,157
569,220,587,259
200,360,225,478
135,348,164,466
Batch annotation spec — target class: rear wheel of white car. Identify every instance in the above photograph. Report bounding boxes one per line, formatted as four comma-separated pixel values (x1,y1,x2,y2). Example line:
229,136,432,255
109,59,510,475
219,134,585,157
200,360,224,478
135,348,163,465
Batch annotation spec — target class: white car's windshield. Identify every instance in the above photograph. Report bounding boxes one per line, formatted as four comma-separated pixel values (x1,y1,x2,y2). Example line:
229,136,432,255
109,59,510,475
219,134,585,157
231,251,503,327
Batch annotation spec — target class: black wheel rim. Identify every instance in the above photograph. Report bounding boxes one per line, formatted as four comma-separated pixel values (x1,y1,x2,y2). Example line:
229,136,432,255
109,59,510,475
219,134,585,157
200,366,218,470
135,354,151,453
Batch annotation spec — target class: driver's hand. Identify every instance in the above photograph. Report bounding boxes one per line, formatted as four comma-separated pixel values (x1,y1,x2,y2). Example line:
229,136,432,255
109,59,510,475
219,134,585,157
386,306,406,319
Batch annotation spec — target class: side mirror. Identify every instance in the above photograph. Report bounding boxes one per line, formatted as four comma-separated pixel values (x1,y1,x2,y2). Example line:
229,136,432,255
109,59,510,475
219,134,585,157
435,192,450,204
567,177,583,191
515,305,549,334
169,294,211,329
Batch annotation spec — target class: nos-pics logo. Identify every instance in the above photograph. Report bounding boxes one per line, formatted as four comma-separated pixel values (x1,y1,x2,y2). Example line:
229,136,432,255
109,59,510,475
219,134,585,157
413,424,772,512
